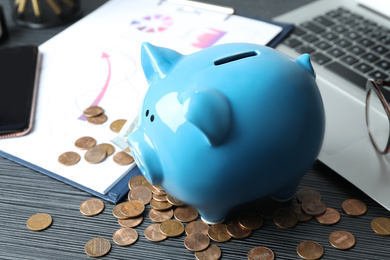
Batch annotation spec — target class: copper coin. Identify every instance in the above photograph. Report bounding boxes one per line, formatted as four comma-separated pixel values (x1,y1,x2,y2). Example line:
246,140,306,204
83,106,104,117
186,220,209,235
79,198,104,216
151,186,167,196
174,206,199,223
112,202,130,219
153,194,168,202
149,208,174,223
166,194,186,206
238,212,263,230
296,241,323,260
293,204,313,222
315,207,340,225
371,217,390,235
195,244,222,260
301,198,327,216
208,223,231,242
84,237,111,257
258,201,281,219
226,220,252,239
110,119,127,133
144,223,167,242
160,219,185,237
118,215,143,228
248,246,275,260
26,213,52,231
273,208,298,229
296,188,321,203
96,143,115,157
129,175,153,190
184,233,210,252
150,199,172,211
84,146,106,164
120,200,145,218
329,230,355,250
113,151,134,165
58,151,80,166
128,185,152,205
87,113,108,124
342,199,367,216
75,136,96,150
112,227,138,246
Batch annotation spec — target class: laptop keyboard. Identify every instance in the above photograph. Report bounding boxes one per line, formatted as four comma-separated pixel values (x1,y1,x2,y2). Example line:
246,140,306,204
282,7,390,90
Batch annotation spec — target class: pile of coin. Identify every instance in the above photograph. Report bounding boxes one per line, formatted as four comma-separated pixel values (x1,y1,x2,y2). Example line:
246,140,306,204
83,106,107,125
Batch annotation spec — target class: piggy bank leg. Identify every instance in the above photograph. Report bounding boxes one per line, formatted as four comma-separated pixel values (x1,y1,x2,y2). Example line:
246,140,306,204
197,207,230,225
271,179,301,202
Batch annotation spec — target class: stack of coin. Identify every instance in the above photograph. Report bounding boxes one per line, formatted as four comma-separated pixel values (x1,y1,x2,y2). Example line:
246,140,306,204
83,106,107,125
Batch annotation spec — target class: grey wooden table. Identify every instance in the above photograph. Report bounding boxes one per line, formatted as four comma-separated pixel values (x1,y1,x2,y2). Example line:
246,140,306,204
1,0,390,259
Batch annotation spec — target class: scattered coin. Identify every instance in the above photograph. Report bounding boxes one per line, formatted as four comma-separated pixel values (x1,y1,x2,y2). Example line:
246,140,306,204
184,233,210,252
258,201,281,219
174,206,199,223
342,199,367,216
248,246,274,260
26,213,52,231
296,188,321,203
112,202,131,219
75,136,96,150
208,223,231,242
120,200,145,218
315,207,340,225
58,151,80,166
144,223,168,242
79,198,104,216
195,244,222,260
128,185,152,205
129,175,153,190
185,220,209,235
84,237,111,257
96,143,115,157
292,204,312,222
329,230,355,250
296,240,323,260
371,217,390,235
118,215,143,228
113,151,134,165
110,119,127,133
166,194,186,206
273,207,298,229
160,219,185,237
150,199,173,211
151,186,167,196
87,113,108,125
83,106,104,118
153,194,168,202
301,198,327,216
226,220,252,239
112,227,138,246
84,146,106,164
238,212,263,230
149,208,174,223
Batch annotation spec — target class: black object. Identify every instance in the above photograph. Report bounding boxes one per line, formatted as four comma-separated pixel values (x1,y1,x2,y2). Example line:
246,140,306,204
0,5,8,42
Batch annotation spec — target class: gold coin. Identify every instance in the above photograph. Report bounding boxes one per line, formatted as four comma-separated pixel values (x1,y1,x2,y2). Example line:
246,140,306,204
113,151,134,165
208,223,231,242
149,208,174,223
226,220,252,239
110,119,127,133
153,194,168,202
144,223,167,242
185,220,209,235
84,146,106,164
83,106,104,117
150,199,173,211
174,206,199,223
118,215,143,228
75,136,96,150
184,233,210,252
84,237,111,257
129,185,152,205
329,230,355,250
112,202,130,219
342,199,367,216
296,241,323,260
293,204,313,222
371,217,390,235
238,212,263,230
248,246,274,260
166,194,186,206
112,227,138,246
195,244,222,260
296,188,321,203
129,175,153,190
315,207,340,225
120,200,145,218
301,198,327,216
26,213,52,231
159,219,185,237
273,208,298,229
58,151,80,166
87,113,108,125
79,198,104,216
96,143,115,157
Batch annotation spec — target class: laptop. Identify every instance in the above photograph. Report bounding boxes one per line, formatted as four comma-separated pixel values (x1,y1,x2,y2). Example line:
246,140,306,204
274,0,390,210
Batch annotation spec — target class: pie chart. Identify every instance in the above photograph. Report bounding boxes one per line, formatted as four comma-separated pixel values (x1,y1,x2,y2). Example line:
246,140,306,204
131,14,173,33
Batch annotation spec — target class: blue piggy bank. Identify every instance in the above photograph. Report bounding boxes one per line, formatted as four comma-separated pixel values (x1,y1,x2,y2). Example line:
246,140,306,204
128,42,325,224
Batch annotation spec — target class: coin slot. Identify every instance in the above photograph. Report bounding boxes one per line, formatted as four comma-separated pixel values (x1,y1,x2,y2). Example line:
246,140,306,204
214,51,258,66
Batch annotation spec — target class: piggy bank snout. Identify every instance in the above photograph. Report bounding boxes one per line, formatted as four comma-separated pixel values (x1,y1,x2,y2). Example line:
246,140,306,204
127,129,163,185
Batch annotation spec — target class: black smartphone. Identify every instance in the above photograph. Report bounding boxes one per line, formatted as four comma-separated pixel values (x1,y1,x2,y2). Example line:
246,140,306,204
0,45,41,138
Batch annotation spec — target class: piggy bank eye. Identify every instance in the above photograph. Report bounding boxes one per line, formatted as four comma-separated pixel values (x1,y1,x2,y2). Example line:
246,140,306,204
145,110,149,117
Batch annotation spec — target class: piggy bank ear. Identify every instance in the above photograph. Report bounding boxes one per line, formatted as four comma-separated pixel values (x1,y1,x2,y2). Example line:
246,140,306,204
181,89,232,147
295,53,315,78
141,42,183,84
